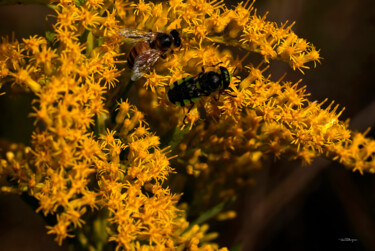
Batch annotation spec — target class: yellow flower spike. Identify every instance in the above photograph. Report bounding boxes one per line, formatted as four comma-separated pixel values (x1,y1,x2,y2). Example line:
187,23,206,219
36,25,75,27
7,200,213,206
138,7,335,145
131,124,150,139
188,0,224,17
143,69,169,93
98,15,120,38
193,21,209,44
183,108,200,128
306,47,323,67
46,214,75,246
115,101,131,125
188,237,199,250
129,111,144,131
9,66,41,93
185,53,201,71
85,0,104,10
194,44,222,66
152,4,169,29
0,63,9,79
188,149,201,165
181,5,201,25
120,118,132,137
166,16,183,30
5,151,15,162
100,66,122,88
259,43,278,62
207,8,232,33
77,7,101,31
234,0,255,24
100,129,116,148
201,231,219,242
167,0,185,14
278,44,297,61
35,44,57,76
131,0,152,17
1,0,374,250
266,139,285,159
0,37,24,70
273,21,295,43
54,4,80,31
63,207,86,228
295,38,309,52
277,32,298,52
241,62,268,89
22,35,47,54
54,28,80,48
227,0,254,38
168,66,189,84
296,148,317,165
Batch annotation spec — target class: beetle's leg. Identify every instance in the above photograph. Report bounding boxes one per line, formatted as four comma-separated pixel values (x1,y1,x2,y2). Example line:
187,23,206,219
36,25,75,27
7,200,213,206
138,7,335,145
213,92,220,102
223,90,236,97
201,61,223,72
183,104,195,125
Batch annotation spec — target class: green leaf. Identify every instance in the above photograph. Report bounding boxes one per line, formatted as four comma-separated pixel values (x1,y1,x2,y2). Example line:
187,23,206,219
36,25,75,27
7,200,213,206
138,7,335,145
45,31,55,44
184,196,236,233
160,126,190,150
230,243,242,251
74,0,85,7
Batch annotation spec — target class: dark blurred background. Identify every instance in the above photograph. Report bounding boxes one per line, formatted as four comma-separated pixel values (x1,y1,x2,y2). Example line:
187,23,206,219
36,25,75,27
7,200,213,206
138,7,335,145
224,0,375,250
1,0,375,250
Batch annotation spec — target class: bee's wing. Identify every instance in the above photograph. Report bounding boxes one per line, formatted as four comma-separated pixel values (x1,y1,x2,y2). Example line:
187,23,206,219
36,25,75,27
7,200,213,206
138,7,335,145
118,28,156,40
130,49,162,81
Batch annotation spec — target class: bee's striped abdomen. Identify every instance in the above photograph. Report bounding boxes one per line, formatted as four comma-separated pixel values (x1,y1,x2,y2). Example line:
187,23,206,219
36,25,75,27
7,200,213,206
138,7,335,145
127,41,151,69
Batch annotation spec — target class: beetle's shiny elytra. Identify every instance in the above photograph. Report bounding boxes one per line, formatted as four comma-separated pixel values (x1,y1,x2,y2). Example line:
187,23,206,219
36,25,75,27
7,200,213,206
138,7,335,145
167,66,231,106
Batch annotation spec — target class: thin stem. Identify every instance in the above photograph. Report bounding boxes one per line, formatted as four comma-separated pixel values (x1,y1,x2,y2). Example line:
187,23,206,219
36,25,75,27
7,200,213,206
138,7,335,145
86,31,94,57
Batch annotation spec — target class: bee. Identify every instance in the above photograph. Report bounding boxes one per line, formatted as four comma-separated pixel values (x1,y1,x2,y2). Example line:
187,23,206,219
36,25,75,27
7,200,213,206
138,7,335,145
167,66,232,122
118,28,182,81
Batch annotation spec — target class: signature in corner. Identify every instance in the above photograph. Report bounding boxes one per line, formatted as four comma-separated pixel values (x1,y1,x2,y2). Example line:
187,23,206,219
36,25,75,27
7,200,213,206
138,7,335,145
338,238,358,243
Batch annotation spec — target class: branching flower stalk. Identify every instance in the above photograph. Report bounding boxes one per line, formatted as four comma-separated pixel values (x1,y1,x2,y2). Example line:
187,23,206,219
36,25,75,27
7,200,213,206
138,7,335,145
0,0,374,250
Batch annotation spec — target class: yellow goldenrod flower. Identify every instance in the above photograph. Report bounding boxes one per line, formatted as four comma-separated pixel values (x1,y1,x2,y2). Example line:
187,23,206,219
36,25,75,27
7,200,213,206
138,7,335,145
46,214,75,245
9,65,41,92
85,0,104,10
23,35,47,54
0,0,374,250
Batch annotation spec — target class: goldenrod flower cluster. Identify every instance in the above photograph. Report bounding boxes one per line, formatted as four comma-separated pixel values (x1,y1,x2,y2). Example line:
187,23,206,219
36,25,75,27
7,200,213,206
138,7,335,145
0,0,374,250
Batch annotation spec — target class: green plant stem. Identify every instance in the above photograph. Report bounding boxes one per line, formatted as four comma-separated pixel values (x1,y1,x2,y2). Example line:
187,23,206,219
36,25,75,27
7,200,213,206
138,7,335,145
182,196,236,234
86,31,94,57
95,113,107,136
